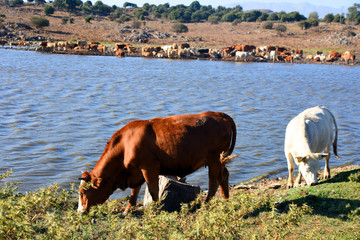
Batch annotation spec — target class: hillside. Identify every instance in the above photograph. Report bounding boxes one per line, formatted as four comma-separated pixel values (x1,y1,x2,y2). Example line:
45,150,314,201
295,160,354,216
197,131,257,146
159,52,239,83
1,5,360,55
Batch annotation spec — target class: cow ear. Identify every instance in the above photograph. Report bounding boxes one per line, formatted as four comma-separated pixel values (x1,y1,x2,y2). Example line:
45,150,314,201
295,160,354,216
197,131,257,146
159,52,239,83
92,177,102,189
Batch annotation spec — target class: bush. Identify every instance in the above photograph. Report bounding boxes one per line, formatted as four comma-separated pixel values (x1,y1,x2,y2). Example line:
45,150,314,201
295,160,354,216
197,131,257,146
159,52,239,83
85,15,92,23
348,172,360,182
61,17,69,24
69,17,74,23
275,24,287,33
30,16,49,29
43,5,55,15
208,15,219,24
171,23,188,33
298,20,310,30
262,21,273,29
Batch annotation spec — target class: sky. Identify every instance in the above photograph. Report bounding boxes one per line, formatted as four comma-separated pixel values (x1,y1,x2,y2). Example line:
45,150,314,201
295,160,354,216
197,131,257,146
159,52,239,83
99,0,357,9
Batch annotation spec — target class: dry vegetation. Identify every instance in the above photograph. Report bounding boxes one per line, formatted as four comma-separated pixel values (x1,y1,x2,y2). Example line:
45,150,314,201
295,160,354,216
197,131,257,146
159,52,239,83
1,5,360,55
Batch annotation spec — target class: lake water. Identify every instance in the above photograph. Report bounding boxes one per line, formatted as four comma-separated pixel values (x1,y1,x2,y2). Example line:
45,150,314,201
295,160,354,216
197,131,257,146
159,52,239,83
1,48,359,199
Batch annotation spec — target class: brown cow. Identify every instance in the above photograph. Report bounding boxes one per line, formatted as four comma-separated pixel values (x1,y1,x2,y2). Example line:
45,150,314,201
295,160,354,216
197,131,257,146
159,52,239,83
115,49,125,57
329,51,341,58
341,53,356,64
284,55,294,64
78,111,237,213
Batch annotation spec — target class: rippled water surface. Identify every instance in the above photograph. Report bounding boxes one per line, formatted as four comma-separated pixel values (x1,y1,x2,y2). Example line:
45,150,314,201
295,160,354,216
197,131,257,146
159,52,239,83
1,48,359,198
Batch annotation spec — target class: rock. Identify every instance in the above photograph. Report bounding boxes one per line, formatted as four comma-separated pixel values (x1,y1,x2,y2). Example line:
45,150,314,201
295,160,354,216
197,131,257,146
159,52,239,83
234,184,257,190
143,175,201,212
267,183,281,189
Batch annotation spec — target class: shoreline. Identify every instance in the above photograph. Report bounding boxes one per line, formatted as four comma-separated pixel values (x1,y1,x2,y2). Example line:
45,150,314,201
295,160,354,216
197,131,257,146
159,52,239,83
2,45,359,66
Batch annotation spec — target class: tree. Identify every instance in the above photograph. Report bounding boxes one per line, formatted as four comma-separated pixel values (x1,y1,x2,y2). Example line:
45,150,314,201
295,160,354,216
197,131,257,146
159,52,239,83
267,13,279,21
44,5,55,15
30,16,49,29
347,3,360,23
171,23,188,33
189,1,201,12
323,13,334,23
298,20,310,30
308,11,319,20
123,2,137,8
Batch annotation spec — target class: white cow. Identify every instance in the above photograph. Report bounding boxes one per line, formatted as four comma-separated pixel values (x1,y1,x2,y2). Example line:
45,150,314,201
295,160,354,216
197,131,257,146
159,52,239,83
284,106,340,188
235,51,252,61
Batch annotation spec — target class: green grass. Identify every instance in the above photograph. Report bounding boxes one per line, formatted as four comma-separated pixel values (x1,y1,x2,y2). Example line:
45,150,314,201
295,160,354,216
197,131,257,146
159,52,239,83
0,166,359,239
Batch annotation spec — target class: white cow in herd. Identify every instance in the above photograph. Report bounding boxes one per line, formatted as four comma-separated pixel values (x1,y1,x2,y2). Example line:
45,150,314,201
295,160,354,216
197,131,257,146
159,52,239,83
284,106,340,188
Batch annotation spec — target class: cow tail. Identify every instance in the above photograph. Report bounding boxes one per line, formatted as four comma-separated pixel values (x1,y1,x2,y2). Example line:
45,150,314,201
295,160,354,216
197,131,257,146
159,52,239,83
326,108,341,159
220,115,237,165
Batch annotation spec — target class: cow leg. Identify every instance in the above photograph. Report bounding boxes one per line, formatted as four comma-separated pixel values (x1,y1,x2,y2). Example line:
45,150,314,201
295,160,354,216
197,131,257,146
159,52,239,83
219,166,230,199
286,153,295,188
124,185,141,214
324,146,331,179
206,162,221,202
141,169,159,202
294,171,302,187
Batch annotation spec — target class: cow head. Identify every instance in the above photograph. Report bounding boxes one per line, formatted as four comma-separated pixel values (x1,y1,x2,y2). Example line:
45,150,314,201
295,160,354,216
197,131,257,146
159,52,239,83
296,153,328,186
77,171,105,213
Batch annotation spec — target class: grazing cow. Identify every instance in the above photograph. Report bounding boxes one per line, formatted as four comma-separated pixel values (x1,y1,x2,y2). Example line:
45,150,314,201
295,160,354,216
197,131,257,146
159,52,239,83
325,56,336,62
87,44,98,51
329,51,341,59
306,54,314,60
264,50,277,62
78,111,237,213
235,51,252,61
284,55,293,64
115,49,125,57
242,45,256,53
341,53,356,64
77,41,87,49
285,106,340,188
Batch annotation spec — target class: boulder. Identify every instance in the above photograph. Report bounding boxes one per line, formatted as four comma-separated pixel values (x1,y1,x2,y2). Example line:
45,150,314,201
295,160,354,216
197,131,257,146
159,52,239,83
143,176,201,212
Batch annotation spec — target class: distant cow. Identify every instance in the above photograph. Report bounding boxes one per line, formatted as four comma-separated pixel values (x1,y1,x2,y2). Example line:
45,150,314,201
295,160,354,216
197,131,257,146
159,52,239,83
235,51,252,61
78,111,236,213
341,53,356,64
284,106,340,188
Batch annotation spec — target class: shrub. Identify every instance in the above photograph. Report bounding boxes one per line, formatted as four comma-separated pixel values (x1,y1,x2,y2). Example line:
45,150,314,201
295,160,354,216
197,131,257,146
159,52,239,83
85,15,92,23
348,172,360,182
262,21,273,29
298,20,310,30
171,23,188,33
69,17,74,23
43,5,55,15
61,17,69,24
208,15,220,24
275,24,287,33
30,16,49,29
323,13,334,23
117,15,131,23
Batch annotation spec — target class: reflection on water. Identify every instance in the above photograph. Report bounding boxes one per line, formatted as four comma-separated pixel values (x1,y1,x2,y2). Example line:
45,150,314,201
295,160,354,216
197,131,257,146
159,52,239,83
1,49,359,199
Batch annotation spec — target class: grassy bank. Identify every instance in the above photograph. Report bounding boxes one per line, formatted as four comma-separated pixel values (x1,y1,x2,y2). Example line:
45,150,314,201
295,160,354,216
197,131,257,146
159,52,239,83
1,166,360,239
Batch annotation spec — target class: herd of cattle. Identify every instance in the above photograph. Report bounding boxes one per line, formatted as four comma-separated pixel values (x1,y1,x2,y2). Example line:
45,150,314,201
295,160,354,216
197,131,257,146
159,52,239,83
77,106,340,213
1,39,357,64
